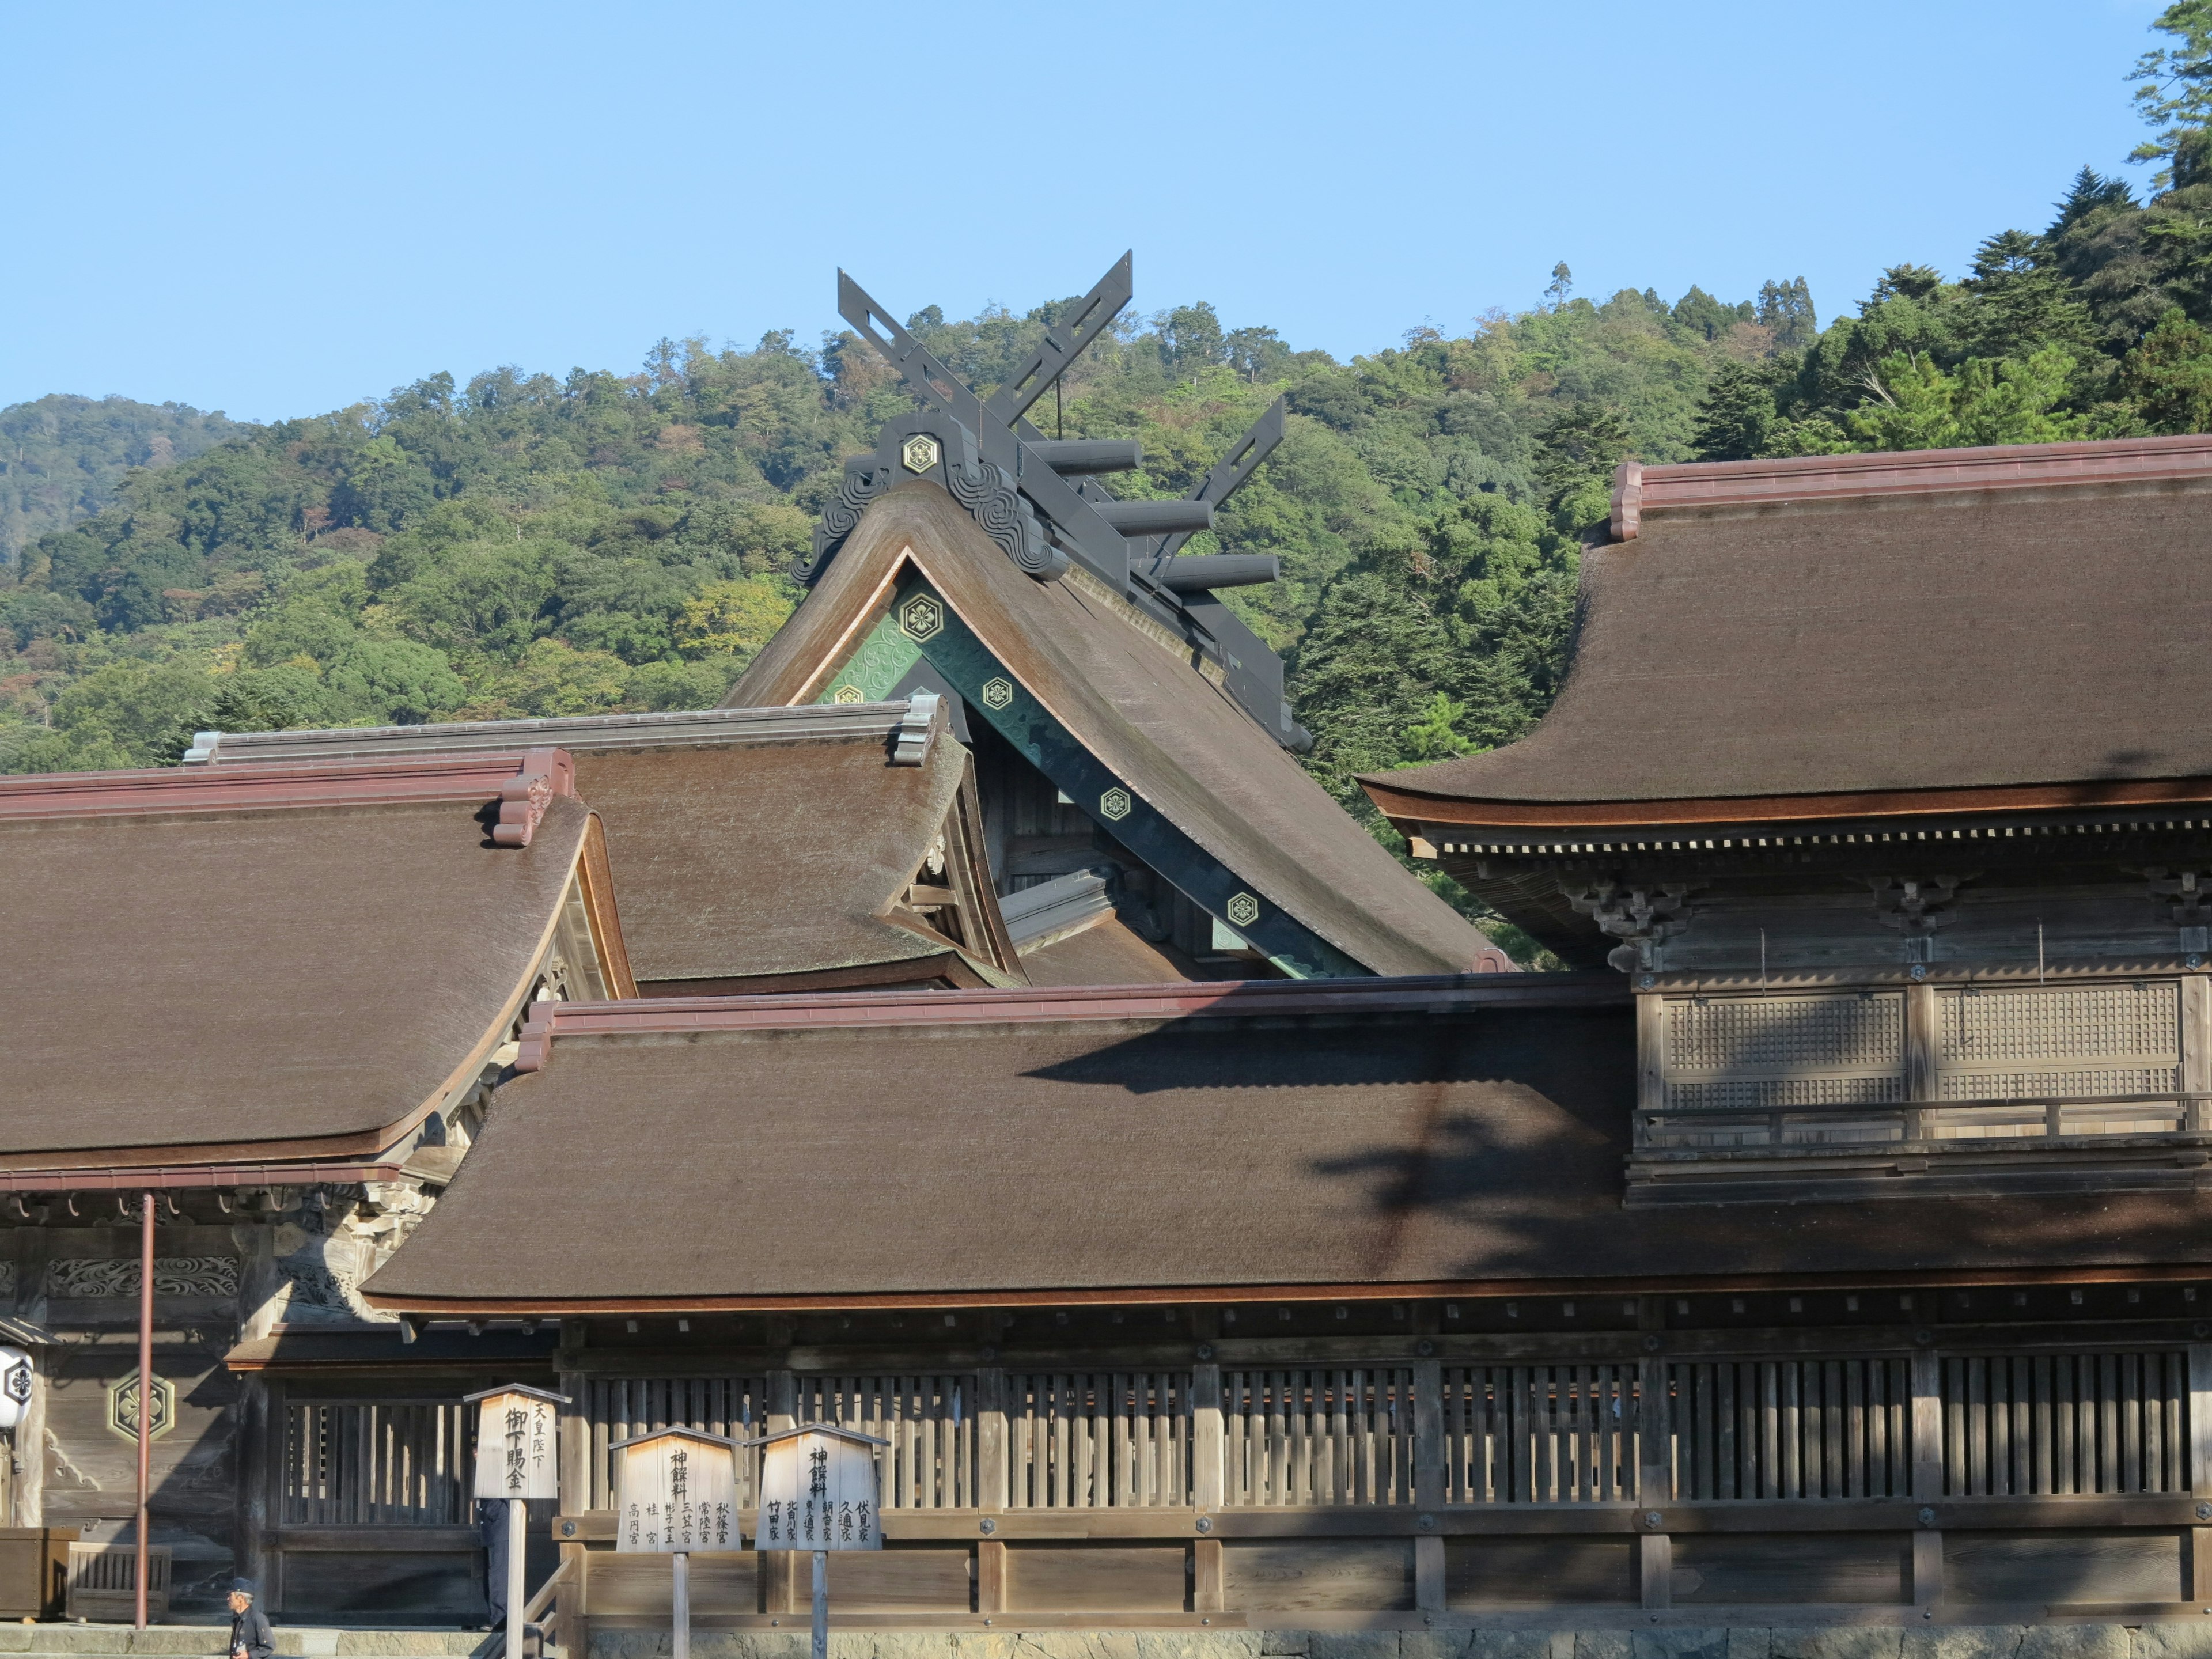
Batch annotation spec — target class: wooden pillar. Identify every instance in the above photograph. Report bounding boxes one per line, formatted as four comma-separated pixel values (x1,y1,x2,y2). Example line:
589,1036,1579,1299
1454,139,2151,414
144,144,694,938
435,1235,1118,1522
234,1375,269,1592
1637,1356,1671,1502
2190,1346,2212,1496
1191,1362,1224,1512
2190,1529,2212,1603
762,1370,796,1615
1911,1349,1944,1501
556,1353,590,1659
1191,1360,1224,1614
1412,1359,1446,1612
1905,982,1938,1138
975,1369,1007,1512
1635,994,1665,1118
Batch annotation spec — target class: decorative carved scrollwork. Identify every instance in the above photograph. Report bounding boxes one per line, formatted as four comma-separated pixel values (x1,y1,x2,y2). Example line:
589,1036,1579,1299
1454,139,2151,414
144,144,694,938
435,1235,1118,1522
47,1256,241,1298
1566,880,1694,974
945,457,1052,576
804,461,893,579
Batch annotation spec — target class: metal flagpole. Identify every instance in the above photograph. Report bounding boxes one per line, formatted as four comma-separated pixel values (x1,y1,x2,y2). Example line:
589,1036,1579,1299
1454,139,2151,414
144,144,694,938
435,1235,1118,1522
810,1549,827,1659
134,1190,153,1629
507,1495,527,1658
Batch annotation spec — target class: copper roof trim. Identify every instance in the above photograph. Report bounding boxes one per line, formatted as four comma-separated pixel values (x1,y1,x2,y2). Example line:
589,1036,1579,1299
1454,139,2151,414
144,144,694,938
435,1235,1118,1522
522,973,1619,1054
1362,772,2212,832
0,750,574,826
1609,433,2212,540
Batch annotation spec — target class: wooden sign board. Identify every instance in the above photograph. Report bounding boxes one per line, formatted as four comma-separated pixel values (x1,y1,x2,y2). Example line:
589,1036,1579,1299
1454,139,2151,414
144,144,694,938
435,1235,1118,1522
752,1426,884,1551
612,1429,739,1553
465,1384,567,1502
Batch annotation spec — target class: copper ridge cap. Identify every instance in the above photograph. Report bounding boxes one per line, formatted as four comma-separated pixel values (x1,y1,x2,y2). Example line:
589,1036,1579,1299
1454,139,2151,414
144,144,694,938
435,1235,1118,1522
1608,433,2212,541
184,700,917,766
509,972,1623,1067
0,747,575,842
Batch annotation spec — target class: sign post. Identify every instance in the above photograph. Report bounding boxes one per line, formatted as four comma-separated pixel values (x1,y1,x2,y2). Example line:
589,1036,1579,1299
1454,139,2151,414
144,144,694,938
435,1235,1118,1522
465,1385,570,1658
745,1424,886,1659
609,1428,738,1659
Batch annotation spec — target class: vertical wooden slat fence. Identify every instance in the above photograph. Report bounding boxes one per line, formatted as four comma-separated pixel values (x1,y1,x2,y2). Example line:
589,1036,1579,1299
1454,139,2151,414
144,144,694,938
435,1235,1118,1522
1941,1350,2190,1495
1666,1358,1911,1501
281,1400,473,1525
1006,1372,1191,1508
1222,1369,1415,1506
582,1376,765,1510
1441,1365,1640,1503
795,1374,976,1509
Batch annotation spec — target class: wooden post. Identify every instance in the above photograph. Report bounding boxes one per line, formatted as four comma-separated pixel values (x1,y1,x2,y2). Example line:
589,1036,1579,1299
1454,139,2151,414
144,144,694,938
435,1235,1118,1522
1635,994,1666,1117
976,1540,1007,1616
976,1369,1007,1512
234,1374,269,1595
557,1358,589,1659
763,1372,796,1615
2191,1529,2212,1603
1412,1359,1446,1612
1912,1529,1944,1607
1639,1533,1672,1610
1192,1539,1223,1616
1911,1349,1944,1501
810,1549,827,1659
671,1551,688,1659
1906,982,1939,1118
2190,1346,2212,1497
1637,1356,1671,1502
1191,1362,1224,1512
134,1190,153,1630
507,1496,527,1658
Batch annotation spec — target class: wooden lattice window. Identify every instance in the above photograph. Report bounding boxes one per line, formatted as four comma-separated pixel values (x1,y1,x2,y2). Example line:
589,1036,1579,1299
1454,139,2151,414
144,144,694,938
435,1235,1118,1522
281,1400,474,1525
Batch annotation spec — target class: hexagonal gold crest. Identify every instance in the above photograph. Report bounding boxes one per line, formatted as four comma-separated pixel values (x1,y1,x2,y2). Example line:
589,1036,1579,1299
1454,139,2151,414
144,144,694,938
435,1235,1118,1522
981,677,1014,710
107,1372,176,1442
1099,787,1132,822
899,594,944,641
900,434,941,474
831,684,864,704
1225,892,1261,929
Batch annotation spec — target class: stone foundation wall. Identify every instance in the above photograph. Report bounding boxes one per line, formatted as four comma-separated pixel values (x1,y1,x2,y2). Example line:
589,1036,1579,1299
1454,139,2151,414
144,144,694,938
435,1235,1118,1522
587,1629,2212,1659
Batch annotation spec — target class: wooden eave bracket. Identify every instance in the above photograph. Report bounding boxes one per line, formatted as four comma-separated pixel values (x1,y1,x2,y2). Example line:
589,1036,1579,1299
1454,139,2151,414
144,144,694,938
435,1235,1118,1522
492,747,575,848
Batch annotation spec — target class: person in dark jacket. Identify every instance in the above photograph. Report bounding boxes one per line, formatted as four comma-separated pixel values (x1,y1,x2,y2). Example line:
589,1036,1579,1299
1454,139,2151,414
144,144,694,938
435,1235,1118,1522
228,1579,273,1659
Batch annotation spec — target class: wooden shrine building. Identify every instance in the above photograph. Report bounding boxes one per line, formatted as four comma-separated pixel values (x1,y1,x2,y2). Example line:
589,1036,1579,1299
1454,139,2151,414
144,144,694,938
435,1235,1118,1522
1362,434,2212,1203
186,699,1022,995
0,749,627,1615
726,257,1504,983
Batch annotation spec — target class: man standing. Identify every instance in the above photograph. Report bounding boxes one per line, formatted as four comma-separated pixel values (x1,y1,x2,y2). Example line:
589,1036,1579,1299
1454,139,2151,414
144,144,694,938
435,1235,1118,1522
228,1579,273,1659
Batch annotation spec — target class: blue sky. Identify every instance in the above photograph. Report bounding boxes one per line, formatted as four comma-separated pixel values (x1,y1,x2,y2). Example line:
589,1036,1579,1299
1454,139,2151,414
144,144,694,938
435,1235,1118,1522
0,1,2173,421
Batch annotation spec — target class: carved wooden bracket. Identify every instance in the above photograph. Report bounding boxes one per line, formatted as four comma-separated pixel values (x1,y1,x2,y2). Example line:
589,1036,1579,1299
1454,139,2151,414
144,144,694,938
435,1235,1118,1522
491,747,575,848
1869,875,1969,935
1566,879,1694,973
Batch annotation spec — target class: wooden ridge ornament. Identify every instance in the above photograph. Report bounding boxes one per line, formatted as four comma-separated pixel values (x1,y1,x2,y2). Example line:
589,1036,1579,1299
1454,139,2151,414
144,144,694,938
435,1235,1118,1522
610,1428,738,1659
464,1384,570,1659
743,1424,885,1659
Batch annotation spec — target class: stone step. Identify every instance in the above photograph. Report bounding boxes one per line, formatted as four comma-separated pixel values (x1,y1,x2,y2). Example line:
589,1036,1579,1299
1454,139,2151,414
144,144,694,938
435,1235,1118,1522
0,1631,492,1659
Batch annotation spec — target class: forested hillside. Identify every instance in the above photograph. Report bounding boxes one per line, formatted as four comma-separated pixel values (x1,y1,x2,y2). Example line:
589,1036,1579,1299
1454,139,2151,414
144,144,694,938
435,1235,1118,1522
1,395,244,563
7,2,2212,953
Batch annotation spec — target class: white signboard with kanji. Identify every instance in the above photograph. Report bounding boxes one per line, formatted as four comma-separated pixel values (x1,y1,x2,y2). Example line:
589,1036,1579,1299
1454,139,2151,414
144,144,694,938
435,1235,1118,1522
613,1429,739,1553
752,1426,884,1551
467,1384,565,1502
